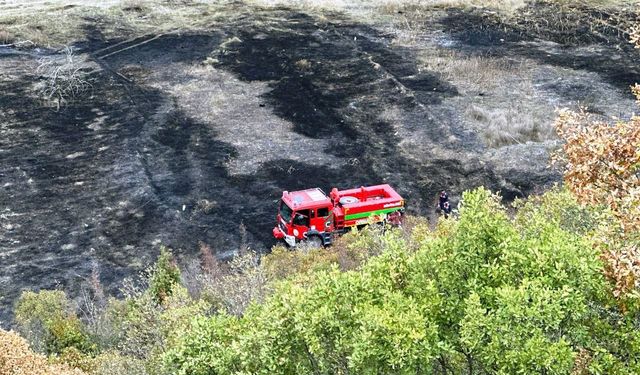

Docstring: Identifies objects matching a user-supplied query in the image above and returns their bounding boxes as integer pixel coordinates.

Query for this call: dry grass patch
[461,74,556,148]
[418,49,528,92]
[249,0,527,15]
[418,50,556,147]
[466,100,555,147]
[121,0,149,12]
[378,0,527,15]
[0,7,100,47]
[380,0,527,45]
[0,1,229,48]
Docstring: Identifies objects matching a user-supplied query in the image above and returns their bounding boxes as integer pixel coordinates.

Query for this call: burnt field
[0,0,638,321]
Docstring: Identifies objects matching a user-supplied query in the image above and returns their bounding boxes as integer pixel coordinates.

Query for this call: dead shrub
[199,248,267,316]
[77,264,114,349]
[180,242,227,299]
[0,29,14,44]
[36,46,92,111]
[295,58,312,70]
[195,199,216,214]
[182,237,268,316]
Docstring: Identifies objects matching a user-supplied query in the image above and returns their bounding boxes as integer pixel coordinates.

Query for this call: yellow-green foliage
[262,245,339,280]
[262,227,397,282]
[159,286,212,348]
[55,347,96,374]
[90,351,147,375]
[148,247,181,304]
[15,290,70,324]
[15,290,94,355]
[11,188,640,374]
[164,188,640,374]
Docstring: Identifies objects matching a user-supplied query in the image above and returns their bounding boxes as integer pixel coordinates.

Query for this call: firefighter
[438,190,449,211]
[442,201,452,218]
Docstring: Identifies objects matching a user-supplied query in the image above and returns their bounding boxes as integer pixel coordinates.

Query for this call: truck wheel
[307,235,324,249]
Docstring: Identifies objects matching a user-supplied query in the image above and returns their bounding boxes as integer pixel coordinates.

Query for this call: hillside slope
[0,0,638,320]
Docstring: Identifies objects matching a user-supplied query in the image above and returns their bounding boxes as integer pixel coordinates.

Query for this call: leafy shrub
[46,316,96,355]
[90,351,148,375]
[15,290,94,355]
[0,329,86,375]
[56,346,96,373]
[148,247,181,304]
[163,187,640,374]
[553,66,640,302]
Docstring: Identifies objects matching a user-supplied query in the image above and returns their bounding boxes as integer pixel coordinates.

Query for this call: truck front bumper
[273,226,296,247]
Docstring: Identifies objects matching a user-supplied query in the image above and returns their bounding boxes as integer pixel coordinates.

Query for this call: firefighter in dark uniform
[442,201,452,218]
[438,190,449,211]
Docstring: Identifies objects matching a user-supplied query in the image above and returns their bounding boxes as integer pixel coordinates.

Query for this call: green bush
[148,247,181,304]
[13,188,640,373]
[163,188,640,374]
[47,316,95,355]
[15,290,94,355]
[90,350,148,375]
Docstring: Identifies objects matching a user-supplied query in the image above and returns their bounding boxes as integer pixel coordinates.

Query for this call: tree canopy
[163,188,640,374]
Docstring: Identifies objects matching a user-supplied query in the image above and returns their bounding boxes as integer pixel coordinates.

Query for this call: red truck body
[272,184,404,247]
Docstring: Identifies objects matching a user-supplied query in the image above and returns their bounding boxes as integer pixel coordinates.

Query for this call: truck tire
[307,235,324,248]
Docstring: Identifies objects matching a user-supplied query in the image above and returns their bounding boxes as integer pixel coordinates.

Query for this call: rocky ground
[0,0,638,321]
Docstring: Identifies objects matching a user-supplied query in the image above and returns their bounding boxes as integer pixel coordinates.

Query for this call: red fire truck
[272,184,405,247]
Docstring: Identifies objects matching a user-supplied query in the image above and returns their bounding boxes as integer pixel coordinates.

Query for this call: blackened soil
[1,2,636,321]
[441,3,640,90]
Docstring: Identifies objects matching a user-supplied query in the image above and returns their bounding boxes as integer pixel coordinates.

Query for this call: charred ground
[0,0,638,320]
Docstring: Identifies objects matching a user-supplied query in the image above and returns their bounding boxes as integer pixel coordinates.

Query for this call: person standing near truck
[438,190,449,211]
[442,201,452,218]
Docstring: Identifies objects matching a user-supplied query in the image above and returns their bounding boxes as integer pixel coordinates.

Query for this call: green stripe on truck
[344,207,402,221]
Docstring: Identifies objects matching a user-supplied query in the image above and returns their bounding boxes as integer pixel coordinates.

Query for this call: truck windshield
[279,200,293,223]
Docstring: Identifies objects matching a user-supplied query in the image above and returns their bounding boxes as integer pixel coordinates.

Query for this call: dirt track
[1,2,638,321]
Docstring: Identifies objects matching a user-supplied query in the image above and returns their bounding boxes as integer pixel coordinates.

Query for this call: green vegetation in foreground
[5,187,640,374]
